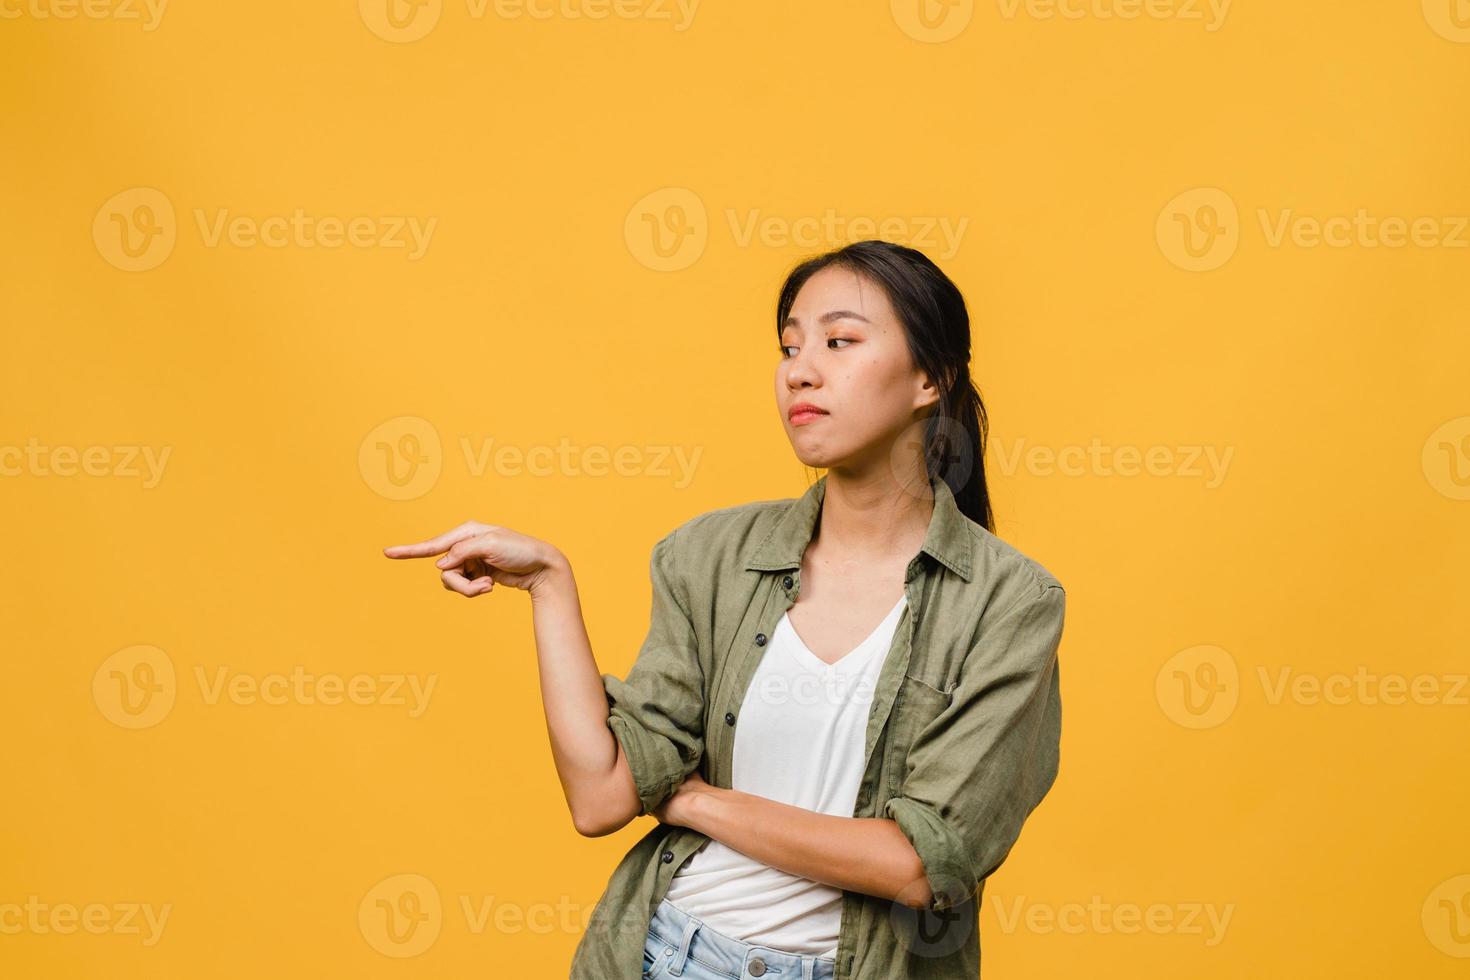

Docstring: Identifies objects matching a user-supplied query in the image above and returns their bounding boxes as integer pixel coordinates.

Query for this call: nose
[782,346,820,391]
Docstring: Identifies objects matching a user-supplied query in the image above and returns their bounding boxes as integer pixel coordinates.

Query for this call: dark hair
[774,239,995,533]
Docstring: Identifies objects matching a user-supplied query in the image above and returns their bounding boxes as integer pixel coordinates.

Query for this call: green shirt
[571,473,1066,979]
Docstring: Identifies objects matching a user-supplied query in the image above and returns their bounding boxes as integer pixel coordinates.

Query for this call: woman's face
[775,264,938,475]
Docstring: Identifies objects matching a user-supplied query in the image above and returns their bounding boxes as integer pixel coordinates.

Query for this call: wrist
[685,784,726,834]
[529,549,574,602]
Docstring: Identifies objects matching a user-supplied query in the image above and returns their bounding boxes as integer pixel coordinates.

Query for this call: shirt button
[755,633,767,646]
[782,575,793,589]
[748,956,767,976]
[661,850,674,863]
[725,711,736,726]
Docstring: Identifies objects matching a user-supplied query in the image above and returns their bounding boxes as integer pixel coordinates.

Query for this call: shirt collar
[744,473,975,582]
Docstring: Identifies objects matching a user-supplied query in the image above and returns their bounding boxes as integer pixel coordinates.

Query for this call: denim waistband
[647,897,837,980]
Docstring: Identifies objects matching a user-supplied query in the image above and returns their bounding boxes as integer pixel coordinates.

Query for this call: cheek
[847,359,913,404]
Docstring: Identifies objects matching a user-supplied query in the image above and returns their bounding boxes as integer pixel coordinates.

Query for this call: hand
[383,521,565,598]
[651,769,715,829]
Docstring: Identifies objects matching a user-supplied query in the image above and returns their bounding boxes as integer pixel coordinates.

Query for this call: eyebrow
[781,309,872,330]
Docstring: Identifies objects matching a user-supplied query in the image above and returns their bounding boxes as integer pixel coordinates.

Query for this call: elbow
[570,805,616,838]
[572,814,613,838]
[898,876,935,911]
[884,796,979,912]
[570,797,638,838]
[893,843,939,910]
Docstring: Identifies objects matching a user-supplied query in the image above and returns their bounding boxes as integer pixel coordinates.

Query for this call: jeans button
[748,956,767,976]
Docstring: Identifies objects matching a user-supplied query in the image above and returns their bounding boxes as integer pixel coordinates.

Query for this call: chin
[788,442,843,470]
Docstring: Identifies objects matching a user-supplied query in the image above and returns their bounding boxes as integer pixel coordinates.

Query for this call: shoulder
[641,494,794,607]
[655,493,793,561]
[960,520,1066,630]
[970,523,1063,593]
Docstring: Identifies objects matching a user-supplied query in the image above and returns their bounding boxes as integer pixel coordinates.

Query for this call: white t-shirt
[662,593,909,957]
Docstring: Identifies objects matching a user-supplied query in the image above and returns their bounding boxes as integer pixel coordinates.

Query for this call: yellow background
[3,0,1468,976]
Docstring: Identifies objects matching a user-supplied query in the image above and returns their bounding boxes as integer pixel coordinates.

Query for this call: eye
[779,345,796,358]
[829,338,853,349]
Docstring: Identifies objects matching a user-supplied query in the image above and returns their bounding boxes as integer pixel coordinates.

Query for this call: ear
[914,373,941,412]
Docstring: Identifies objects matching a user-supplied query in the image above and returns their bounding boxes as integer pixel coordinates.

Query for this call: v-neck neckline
[780,594,908,675]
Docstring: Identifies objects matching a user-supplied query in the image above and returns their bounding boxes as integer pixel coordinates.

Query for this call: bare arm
[659,776,931,909]
[384,521,643,837]
[527,557,644,836]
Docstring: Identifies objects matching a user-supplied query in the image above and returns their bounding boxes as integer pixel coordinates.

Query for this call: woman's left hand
[651,770,715,828]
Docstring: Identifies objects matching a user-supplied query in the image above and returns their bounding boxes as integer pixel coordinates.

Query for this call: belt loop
[802,955,815,980]
[667,914,698,975]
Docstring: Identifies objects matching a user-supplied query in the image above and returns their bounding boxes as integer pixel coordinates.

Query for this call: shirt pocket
[885,672,953,788]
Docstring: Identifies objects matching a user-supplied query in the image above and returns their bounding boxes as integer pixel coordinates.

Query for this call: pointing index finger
[383,522,480,559]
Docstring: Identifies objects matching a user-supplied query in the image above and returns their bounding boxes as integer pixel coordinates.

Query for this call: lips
[788,403,828,423]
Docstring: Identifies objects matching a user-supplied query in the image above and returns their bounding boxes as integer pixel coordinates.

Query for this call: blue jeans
[642,897,837,980]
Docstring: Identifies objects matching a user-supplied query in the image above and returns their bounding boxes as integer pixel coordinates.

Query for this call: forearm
[528,555,640,836]
[685,787,933,909]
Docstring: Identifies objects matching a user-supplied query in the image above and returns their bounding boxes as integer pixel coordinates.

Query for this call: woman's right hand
[383,521,566,597]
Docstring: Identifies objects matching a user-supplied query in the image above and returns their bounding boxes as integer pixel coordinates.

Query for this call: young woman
[384,240,1067,980]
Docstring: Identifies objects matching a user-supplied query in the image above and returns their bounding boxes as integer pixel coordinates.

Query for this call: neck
[814,469,934,562]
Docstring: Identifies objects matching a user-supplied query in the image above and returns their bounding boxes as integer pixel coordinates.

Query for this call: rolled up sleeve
[884,583,1065,911]
[601,527,706,817]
